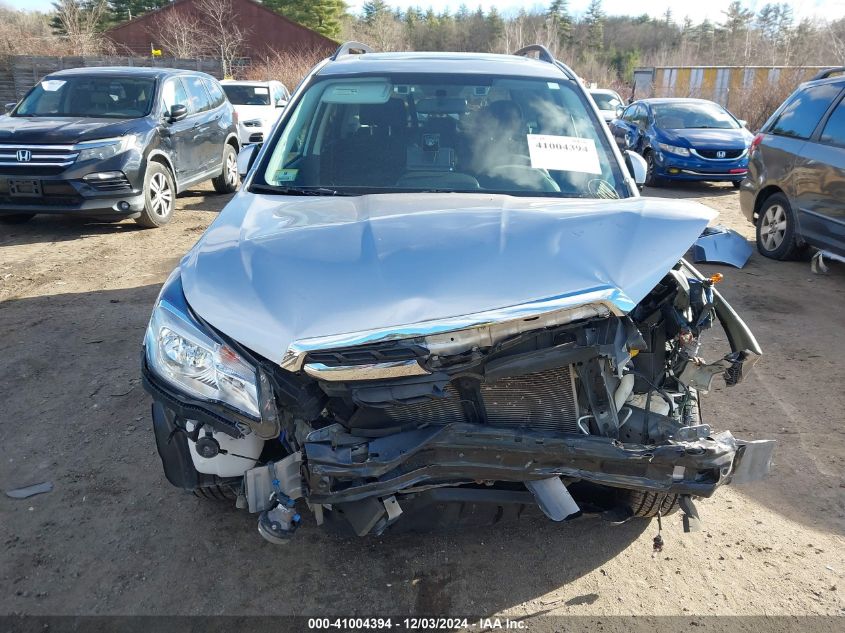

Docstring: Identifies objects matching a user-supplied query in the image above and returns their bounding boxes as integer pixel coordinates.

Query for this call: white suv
[221,80,289,145]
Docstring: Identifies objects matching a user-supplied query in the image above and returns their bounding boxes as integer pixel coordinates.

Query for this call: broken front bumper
[295,423,774,506]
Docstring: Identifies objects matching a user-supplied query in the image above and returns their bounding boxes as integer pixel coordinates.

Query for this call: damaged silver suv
[141,44,774,543]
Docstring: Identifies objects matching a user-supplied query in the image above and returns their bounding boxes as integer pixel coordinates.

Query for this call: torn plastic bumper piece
[300,423,774,506]
[692,225,753,269]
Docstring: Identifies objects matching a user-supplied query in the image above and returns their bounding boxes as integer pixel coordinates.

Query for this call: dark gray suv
[740,68,845,259]
[0,67,240,228]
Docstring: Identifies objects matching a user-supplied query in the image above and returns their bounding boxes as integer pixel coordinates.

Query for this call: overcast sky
[6,0,845,23]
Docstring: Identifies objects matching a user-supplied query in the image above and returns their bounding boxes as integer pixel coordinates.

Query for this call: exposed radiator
[378,366,580,434]
[381,384,466,426]
[481,365,580,434]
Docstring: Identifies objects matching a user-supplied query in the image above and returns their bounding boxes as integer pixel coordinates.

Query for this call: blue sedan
[610,98,754,187]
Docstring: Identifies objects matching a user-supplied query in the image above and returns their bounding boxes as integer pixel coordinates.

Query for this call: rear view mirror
[169,104,188,122]
[624,150,648,187]
[738,119,748,128]
[237,143,261,178]
[5,102,16,114]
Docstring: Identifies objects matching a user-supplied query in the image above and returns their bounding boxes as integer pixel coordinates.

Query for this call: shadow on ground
[645,181,738,199]
[1,253,843,615]
[0,283,649,615]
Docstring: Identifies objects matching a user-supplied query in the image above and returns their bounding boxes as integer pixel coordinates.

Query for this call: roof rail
[332,41,374,60]
[513,45,555,64]
[512,45,577,80]
[811,67,845,81]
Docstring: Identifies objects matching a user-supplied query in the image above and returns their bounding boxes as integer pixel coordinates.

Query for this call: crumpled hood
[180,193,716,364]
[0,116,137,144]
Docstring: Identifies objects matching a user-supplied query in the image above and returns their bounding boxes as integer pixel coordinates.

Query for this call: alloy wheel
[760,204,787,252]
[149,172,172,218]
[225,151,238,186]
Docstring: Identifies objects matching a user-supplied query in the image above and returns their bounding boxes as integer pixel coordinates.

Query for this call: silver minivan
[740,67,845,260]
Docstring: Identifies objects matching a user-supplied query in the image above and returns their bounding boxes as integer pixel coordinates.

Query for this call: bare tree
[0,5,66,56]
[149,9,207,59]
[52,0,110,56]
[196,0,248,77]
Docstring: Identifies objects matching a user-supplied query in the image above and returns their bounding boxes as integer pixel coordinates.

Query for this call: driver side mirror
[4,102,16,114]
[615,104,624,118]
[276,99,287,109]
[169,104,188,122]
[738,119,748,128]
[624,150,648,188]
[237,143,262,178]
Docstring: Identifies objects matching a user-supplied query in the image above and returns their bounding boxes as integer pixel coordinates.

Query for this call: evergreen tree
[264,0,345,39]
[721,1,753,36]
[361,0,389,26]
[584,0,605,51]
[546,0,572,48]
[107,0,169,25]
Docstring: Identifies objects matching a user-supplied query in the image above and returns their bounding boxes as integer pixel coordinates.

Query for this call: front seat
[330,99,409,186]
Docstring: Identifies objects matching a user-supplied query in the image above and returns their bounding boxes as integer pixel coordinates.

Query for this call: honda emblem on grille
[716,150,726,158]
[16,149,31,162]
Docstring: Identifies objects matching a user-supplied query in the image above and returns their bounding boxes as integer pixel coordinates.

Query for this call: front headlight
[76,135,138,162]
[144,274,260,418]
[657,142,690,157]
[242,118,263,128]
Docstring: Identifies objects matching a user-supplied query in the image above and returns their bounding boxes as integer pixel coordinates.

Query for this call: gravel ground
[1,182,843,627]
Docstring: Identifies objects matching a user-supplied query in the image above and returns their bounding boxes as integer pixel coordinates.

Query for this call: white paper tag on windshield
[527,134,602,174]
[41,80,66,92]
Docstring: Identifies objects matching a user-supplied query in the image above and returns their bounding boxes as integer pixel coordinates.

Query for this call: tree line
[4,0,845,86]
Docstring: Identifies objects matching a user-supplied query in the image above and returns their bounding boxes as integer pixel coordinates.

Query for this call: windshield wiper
[250,184,349,196]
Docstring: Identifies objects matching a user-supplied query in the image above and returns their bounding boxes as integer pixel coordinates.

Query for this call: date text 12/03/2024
[307,618,527,630]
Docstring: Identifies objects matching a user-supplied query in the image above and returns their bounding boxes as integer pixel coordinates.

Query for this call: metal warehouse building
[632,65,828,110]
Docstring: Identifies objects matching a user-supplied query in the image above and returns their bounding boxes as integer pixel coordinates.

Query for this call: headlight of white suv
[657,142,690,157]
[242,119,263,128]
[76,135,138,162]
[144,273,260,418]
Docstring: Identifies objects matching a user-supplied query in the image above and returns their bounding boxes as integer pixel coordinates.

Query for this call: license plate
[8,179,42,197]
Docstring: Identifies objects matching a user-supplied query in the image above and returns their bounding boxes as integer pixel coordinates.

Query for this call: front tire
[618,489,680,517]
[212,144,239,194]
[135,162,175,228]
[0,213,35,224]
[756,192,800,260]
[644,150,664,187]
[193,483,238,502]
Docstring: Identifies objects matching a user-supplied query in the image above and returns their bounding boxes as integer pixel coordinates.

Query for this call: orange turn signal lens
[709,273,724,284]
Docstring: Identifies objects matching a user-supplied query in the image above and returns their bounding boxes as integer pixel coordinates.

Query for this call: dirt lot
[1,183,844,627]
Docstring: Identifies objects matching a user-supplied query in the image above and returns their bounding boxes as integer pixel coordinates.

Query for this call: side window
[161,78,189,113]
[204,79,225,108]
[635,105,648,126]
[622,104,637,122]
[184,75,212,113]
[770,84,842,139]
[820,98,845,147]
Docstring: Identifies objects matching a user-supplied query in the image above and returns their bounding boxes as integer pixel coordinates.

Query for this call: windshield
[223,84,271,106]
[652,102,739,130]
[256,74,628,199]
[14,76,155,119]
[591,92,622,110]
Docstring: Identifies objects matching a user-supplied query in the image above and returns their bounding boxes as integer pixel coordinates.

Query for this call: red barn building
[106,0,336,62]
